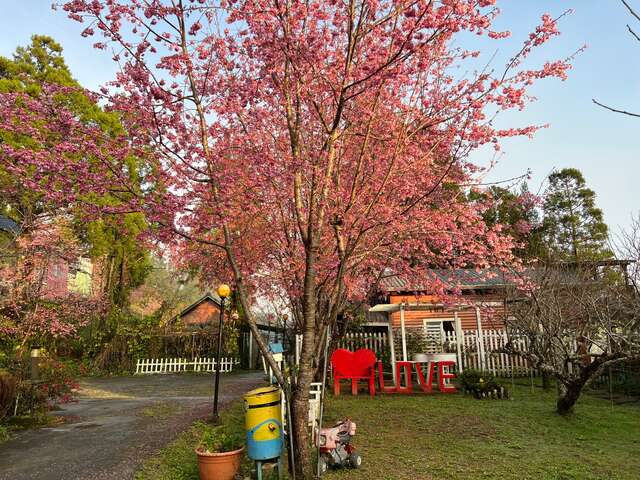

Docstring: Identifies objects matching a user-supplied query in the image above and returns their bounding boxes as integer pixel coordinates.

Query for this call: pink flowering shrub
[0,220,108,345]
[37,358,80,407]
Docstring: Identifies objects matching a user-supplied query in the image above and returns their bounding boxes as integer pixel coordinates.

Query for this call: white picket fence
[135,357,240,375]
[338,332,388,355]
[398,327,536,377]
[456,330,534,377]
[301,327,539,377]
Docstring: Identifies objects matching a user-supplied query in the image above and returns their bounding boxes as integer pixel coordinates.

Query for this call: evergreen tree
[542,168,611,262]
[473,184,546,261]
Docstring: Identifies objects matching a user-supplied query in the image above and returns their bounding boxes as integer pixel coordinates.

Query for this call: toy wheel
[318,456,328,475]
[349,453,362,469]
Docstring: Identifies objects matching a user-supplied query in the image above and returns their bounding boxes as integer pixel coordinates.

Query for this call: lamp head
[217,284,231,299]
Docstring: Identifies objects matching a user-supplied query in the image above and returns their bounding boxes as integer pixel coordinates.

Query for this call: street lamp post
[212,283,231,423]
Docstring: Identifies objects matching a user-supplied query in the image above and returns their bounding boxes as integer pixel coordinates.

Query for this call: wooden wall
[180,299,220,327]
[387,293,506,331]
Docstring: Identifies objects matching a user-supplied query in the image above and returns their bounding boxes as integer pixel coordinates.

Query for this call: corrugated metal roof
[379,261,633,294]
[380,268,514,292]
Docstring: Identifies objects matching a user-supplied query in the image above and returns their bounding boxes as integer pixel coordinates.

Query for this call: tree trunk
[556,381,583,415]
[290,243,320,478]
[291,369,314,478]
[542,372,553,391]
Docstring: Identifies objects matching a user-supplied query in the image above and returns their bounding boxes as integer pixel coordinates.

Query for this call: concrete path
[0,371,263,480]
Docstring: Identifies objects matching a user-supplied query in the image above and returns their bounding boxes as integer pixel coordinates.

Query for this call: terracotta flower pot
[196,445,244,480]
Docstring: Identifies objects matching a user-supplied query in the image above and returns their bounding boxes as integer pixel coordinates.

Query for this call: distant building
[171,293,222,329]
[1,214,94,298]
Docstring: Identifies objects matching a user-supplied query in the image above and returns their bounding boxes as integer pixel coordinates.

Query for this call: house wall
[43,259,69,298]
[181,300,220,327]
[388,294,506,331]
[68,258,93,295]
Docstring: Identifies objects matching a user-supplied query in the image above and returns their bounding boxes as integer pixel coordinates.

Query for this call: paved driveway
[0,371,263,480]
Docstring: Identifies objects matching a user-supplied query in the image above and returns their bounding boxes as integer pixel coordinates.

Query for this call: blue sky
[1,1,638,233]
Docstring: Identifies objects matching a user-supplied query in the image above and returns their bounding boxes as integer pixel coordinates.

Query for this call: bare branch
[592,98,640,117]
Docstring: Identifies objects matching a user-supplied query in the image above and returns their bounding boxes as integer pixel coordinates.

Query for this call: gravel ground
[0,371,263,480]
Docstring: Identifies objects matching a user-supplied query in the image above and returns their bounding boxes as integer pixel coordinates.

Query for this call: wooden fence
[135,357,240,374]
[299,327,540,377]
[455,329,534,377]
[397,327,537,377]
[338,332,388,356]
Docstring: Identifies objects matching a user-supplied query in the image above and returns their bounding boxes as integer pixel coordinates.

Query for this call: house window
[51,263,62,277]
[422,319,455,354]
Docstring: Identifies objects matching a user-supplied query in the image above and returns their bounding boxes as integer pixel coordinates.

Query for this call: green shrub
[9,357,79,418]
[13,380,48,417]
[196,424,243,453]
[457,369,508,399]
[38,357,79,406]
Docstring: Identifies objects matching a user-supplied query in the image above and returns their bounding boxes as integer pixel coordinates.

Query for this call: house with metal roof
[370,267,512,333]
[363,261,635,381]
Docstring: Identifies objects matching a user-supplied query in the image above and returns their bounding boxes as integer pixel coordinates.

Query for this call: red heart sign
[331,348,377,377]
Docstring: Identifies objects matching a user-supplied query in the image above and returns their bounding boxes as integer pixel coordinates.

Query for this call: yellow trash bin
[244,386,283,461]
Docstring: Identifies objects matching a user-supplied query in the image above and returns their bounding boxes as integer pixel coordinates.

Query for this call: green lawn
[136,401,250,480]
[323,383,640,480]
[135,383,640,480]
[135,401,282,480]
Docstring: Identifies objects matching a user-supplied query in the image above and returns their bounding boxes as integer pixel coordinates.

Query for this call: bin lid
[244,386,281,406]
[245,385,280,397]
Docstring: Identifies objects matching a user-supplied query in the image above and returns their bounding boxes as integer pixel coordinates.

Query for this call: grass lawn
[134,381,640,480]
[323,382,640,480]
[135,401,280,480]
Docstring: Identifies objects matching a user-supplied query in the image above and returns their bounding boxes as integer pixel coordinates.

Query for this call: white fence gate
[135,357,240,374]
[294,332,389,365]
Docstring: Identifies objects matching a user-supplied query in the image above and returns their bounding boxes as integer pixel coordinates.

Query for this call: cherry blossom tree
[35,0,577,474]
[0,219,106,346]
[0,80,129,347]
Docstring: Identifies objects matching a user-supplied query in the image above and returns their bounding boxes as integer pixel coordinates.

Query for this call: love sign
[330,349,457,396]
[378,361,457,394]
[331,348,377,378]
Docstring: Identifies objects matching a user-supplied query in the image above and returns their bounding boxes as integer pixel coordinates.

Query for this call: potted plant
[195,428,245,480]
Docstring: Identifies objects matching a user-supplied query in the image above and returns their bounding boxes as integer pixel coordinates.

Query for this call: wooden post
[388,320,397,384]
[400,303,408,362]
[530,365,534,393]
[454,312,463,373]
[475,307,486,371]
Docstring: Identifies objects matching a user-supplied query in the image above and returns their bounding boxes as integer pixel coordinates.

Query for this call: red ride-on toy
[317,418,362,474]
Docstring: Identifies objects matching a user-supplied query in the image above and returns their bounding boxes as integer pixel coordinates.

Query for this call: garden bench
[331,348,377,397]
